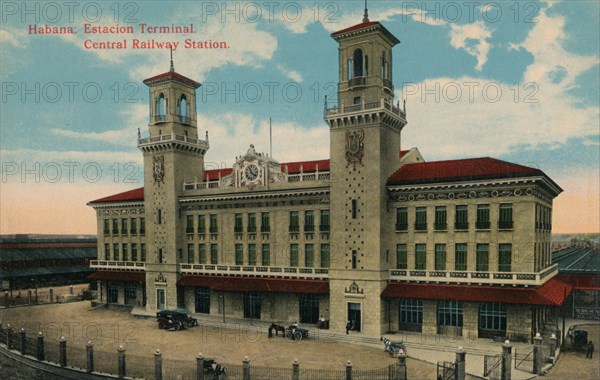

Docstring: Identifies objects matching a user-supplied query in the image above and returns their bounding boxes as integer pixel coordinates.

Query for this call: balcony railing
[498,221,514,230]
[138,133,208,149]
[184,171,330,190]
[476,221,491,230]
[389,264,558,286]
[326,98,406,119]
[90,260,146,271]
[319,225,330,233]
[179,263,328,279]
[348,77,366,88]
[454,222,469,230]
[289,225,300,233]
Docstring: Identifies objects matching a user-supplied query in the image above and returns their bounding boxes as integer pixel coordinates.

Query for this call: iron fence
[163,357,197,380]
[483,354,502,380]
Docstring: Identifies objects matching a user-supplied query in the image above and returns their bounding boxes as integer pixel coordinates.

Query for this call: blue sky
[1,0,598,233]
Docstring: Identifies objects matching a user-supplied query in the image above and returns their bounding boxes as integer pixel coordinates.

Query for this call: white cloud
[276,64,303,82]
[449,21,492,71]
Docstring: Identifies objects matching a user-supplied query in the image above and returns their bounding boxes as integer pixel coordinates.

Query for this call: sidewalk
[131,306,544,379]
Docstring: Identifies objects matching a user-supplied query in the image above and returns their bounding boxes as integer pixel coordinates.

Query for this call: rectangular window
[157,209,162,225]
[435,244,446,270]
[261,212,270,233]
[197,215,206,233]
[396,244,407,269]
[195,287,211,314]
[305,244,314,267]
[112,219,119,234]
[415,207,427,231]
[289,211,299,233]
[103,219,110,235]
[396,207,408,231]
[140,217,145,235]
[498,244,512,272]
[113,243,119,261]
[352,250,357,269]
[499,204,513,229]
[454,244,467,271]
[320,210,330,233]
[320,244,330,268]
[131,243,138,261]
[476,244,489,271]
[304,210,315,232]
[234,213,243,233]
[130,218,137,235]
[351,199,357,219]
[187,244,195,263]
[415,244,426,270]
[209,214,218,234]
[437,300,463,327]
[455,205,468,230]
[434,206,447,230]
[141,243,146,262]
[400,299,423,325]
[121,218,128,234]
[476,204,490,229]
[248,244,257,265]
[261,244,270,266]
[199,244,206,264]
[210,244,218,264]
[104,243,110,260]
[290,244,299,267]
[122,243,129,261]
[235,244,244,265]
[186,215,194,233]
[247,213,256,233]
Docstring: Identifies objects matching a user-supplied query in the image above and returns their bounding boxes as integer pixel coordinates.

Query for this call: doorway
[347,302,361,332]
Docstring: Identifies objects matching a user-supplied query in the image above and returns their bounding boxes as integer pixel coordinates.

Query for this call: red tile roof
[387,157,545,186]
[203,168,233,180]
[143,71,201,88]
[178,275,329,294]
[281,159,330,174]
[88,187,144,204]
[87,270,146,283]
[558,273,600,291]
[381,277,573,306]
[399,150,410,158]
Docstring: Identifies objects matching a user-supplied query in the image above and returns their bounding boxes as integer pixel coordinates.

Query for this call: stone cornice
[180,187,330,205]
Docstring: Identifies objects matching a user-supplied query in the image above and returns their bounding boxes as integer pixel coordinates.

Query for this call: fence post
[397,352,407,380]
[50,289,54,304]
[346,360,352,380]
[549,334,557,362]
[243,356,251,380]
[59,336,67,367]
[292,359,300,380]
[455,346,466,380]
[501,340,512,380]
[118,345,126,379]
[20,328,26,354]
[28,290,32,305]
[86,341,94,373]
[155,349,163,380]
[6,324,13,349]
[37,332,45,361]
[4,291,8,307]
[533,333,543,374]
[197,353,205,380]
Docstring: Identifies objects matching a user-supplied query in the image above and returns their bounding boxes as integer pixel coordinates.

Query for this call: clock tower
[325,6,407,335]
[138,58,209,312]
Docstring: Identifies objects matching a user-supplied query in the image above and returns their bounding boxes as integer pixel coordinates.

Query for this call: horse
[380,336,407,357]
[269,323,286,337]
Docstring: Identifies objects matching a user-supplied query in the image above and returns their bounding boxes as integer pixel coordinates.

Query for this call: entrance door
[107,282,119,303]
[299,294,319,324]
[156,289,165,310]
[347,302,361,332]
[244,292,261,319]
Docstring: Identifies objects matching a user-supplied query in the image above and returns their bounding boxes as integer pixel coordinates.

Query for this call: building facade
[89,11,570,339]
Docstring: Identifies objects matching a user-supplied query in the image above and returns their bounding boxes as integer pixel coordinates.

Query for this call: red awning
[178,275,328,294]
[558,273,600,291]
[381,277,573,306]
[87,271,146,283]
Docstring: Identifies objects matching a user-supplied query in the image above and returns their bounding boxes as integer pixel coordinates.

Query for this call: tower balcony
[325,98,406,119]
[138,133,209,154]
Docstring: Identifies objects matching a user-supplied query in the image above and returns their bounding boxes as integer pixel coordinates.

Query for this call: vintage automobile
[156,309,198,330]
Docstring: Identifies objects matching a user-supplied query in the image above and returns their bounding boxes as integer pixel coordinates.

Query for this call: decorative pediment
[345,281,363,294]
[219,144,287,190]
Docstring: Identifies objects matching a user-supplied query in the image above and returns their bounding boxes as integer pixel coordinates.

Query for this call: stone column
[70,285,74,295]
[20,328,26,354]
[37,332,45,361]
[533,333,543,374]
[292,359,300,380]
[4,291,8,308]
[86,341,94,373]
[397,352,407,380]
[501,340,512,380]
[549,334,557,362]
[155,349,163,380]
[455,346,466,380]
[118,345,126,379]
[345,360,352,380]
[243,356,251,380]
[59,336,67,367]
[6,325,13,350]
[196,353,205,380]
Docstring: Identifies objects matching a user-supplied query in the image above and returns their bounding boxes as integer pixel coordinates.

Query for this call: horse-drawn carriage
[380,336,407,357]
[269,323,309,340]
[202,357,227,378]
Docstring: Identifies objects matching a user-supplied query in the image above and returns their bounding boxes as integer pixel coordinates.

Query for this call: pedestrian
[586,341,594,359]
[346,320,351,334]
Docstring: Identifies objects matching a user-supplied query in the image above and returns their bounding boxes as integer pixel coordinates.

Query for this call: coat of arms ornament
[153,156,165,183]
[345,130,365,169]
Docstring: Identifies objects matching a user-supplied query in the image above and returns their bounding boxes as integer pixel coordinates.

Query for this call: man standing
[586,341,594,359]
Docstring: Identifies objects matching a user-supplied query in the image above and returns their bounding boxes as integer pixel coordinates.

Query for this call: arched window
[178,94,188,117]
[155,93,166,116]
[353,49,364,78]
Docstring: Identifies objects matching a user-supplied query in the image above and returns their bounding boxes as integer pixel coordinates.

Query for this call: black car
[156,309,198,330]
